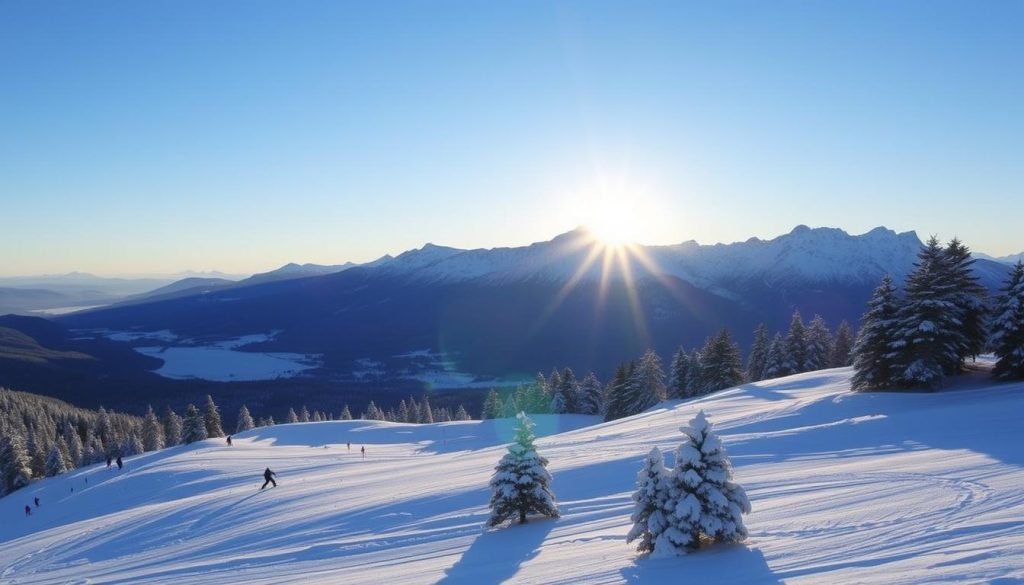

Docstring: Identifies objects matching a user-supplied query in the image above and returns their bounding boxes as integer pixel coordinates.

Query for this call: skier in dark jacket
[106,456,112,468]
[116,456,123,470]
[34,497,39,508]
[261,467,277,489]
[226,435,233,446]
[24,505,31,517]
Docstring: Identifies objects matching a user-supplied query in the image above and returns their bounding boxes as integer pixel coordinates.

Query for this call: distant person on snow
[34,497,39,508]
[106,456,112,468]
[24,505,31,517]
[361,445,365,459]
[261,467,277,490]
[227,435,233,446]
[116,456,123,470]
[347,442,350,451]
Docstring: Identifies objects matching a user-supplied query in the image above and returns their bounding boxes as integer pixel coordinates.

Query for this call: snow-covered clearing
[134,346,320,382]
[3,368,1023,584]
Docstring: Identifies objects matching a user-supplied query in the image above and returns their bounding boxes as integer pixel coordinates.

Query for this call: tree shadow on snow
[620,544,780,585]
[437,517,556,585]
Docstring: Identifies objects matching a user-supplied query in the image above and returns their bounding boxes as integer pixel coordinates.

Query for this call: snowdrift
[3,368,1023,584]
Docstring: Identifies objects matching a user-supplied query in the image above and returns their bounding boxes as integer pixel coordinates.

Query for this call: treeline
[479,313,854,424]
[852,237,1024,390]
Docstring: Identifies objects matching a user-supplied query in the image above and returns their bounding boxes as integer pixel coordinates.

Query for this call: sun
[587,198,641,247]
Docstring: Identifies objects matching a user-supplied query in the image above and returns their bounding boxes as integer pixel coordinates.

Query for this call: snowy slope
[3,369,1024,584]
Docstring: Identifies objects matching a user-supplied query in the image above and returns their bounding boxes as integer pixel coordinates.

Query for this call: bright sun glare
[587,199,640,247]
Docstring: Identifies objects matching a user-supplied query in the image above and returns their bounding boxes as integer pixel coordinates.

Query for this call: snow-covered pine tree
[784,310,809,374]
[142,405,165,452]
[685,350,703,396]
[657,411,750,555]
[45,444,67,477]
[628,349,667,414]
[162,406,183,447]
[891,237,962,389]
[203,395,225,438]
[455,404,471,421]
[182,404,208,444]
[481,390,502,420]
[548,368,563,401]
[626,447,670,553]
[806,315,834,372]
[577,372,603,415]
[852,275,900,391]
[286,408,299,424]
[397,400,410,423]
[698,329,744,393]
[745,324,770,382]
[340,405,352,420]
[991,261,1024,380]
[63,423,84,467]
[236,405,255,433]
[945,238,988,369]
[831,320,854,367]
[0,425,32,495]
[559,368,581,413]
[300,405,311,423]
[667,347,691,399]
[761,333,786,380]
[487,412,559,526]
[603,362,632,422]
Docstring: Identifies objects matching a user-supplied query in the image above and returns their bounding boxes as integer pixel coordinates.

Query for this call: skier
[34,497,39,508]
[106,456,112,468]
[24,505,31,517]
[346,442,351,451]
[116,456,123,470]
[226,435,233,446]
[361,445,365,459]
[260,467,277,490]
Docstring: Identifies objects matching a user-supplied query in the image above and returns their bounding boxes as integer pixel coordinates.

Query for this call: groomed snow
[3,368,1023,584]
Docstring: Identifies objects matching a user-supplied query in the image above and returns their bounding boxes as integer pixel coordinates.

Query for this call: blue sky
[1,1,1021,276]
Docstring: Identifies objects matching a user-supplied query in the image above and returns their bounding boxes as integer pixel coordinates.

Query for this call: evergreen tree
[203,395,225,438]
[236,405,255,433]
[502,394,519,418]
[945,238,988,368]
[300,405,311,423]
[603,362,632,422]
[162,407,183,447]
[0,425,32,495]
[182,403,208,444]
[761,333,787,380]
[420,396,434,424]
[286,408,299,424]
[991,261,1024,380]
[831,320,855,367]
[806,315,834,371]
[45,444,68,477]
[852,275,901,391]
[487,412,559,526]
[667,347,691,399]
[784,310,809,373]
[657,411,750,555]
[548,369,563,401]
[891,237,962,389]
[698,329,744,393]
[551,368,579,414]
[577,372,603,415]
[482,390,502,420]
[63,423,84,467]
[745,324,770,382]
[685,350,703,396]
[626,447,670,553]
[397,400,410,423]
[142,405,165,452]
[628,350,667,413]
[454,404,471,421]
[340,405,352,420]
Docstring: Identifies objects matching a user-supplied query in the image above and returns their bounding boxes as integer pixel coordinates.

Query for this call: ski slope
[3,368,1023,584]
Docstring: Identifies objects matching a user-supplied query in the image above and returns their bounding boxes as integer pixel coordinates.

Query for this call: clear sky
[1,1,1022,276]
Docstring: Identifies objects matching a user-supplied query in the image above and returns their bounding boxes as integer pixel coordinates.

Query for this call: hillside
[3,367,1022,584]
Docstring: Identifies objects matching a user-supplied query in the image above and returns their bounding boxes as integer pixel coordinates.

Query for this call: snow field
[2,368,1023,584]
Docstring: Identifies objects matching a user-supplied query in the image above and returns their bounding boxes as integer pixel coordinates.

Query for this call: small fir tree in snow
[397,400,410,423]
[852,275,901,391]
[482,390,502,420]
[300,405,311,423]
[454,404,471,421]
[182,404,208,444]
[577,372,603,415]
[45,444,67,477]
[628,350,667,414]
[286,408,299,424]
[552,368,580,414]
[626,447,670,553]
[603,363,632,422]
[945,238,988,368]
[805,315,834,371]
[501,394,519,418]
[236,405,255,433]
[685,350,703,396]
[162,407,183,447]
[831,320,855,367]
[142,405,165,452]
[657,411,750,555]
[667,347,691,399]
[890,237,962,389]
[991,261,1024,380]
[420,396,434,424]
[745,324,770,382]
[761,333,787,380]
[203,395,225,438]
[339,405,352,420]
[487,412,559,526]
[0,426,32,496]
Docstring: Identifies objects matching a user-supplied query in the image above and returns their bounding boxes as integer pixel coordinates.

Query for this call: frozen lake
[135,345,320,381]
